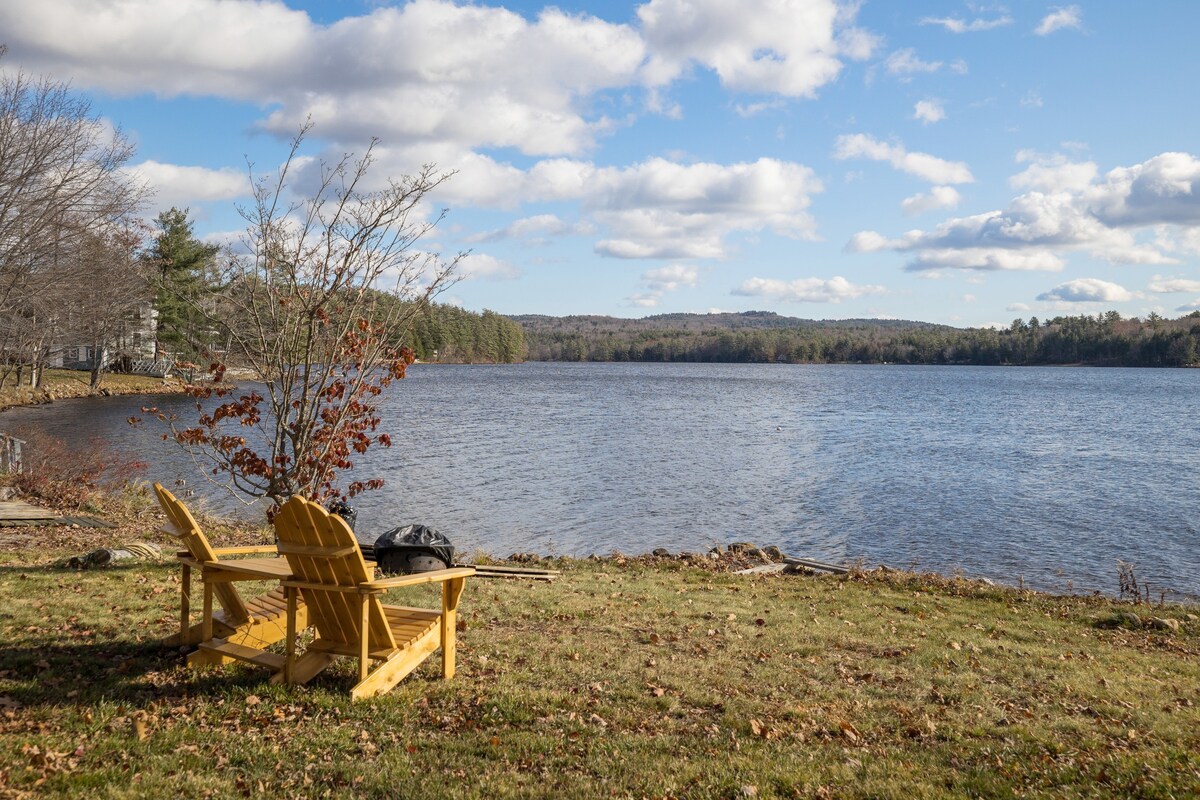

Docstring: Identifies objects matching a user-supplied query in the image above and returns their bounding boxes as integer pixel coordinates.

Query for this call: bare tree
[147,124,460,510]
[0,47,143,384]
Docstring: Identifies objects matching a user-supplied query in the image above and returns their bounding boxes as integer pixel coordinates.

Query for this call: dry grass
[0,369,184,413]
[0,494,1197,798]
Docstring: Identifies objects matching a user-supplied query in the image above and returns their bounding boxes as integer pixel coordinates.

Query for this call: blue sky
[4,1,1200,326]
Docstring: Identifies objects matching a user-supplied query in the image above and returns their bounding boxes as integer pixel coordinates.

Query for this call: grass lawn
[0,495,1197,798]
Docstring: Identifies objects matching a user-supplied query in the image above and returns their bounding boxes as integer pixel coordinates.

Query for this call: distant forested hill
[404,304,525,363]
[509,310,1200,367]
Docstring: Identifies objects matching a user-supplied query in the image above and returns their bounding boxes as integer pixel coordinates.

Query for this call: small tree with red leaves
[143,124,459,512]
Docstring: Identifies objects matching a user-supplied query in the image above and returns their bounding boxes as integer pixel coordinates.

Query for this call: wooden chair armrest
[361,567,476,591]
[210,545,280,556]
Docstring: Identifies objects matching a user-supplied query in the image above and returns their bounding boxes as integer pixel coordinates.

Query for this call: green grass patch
[0,551,1197,798]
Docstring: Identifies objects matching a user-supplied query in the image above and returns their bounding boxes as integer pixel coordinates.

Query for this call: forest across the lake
[510,309,1200,367]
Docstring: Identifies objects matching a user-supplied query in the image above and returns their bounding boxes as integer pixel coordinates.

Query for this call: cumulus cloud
[1009,154,1097,193]
[0,0,644,157]
[921,15,1012,33]
[457,252,520,280]
[629,263,701,307]
[127,160,249,213]
[848,151,1200,273]
[643,264,700,291]
[913,99,945,124]
[638,0,879,97]
[1176,298,1200,312]
[1085,152,1200,228]
[1035,5,1083,36]
[465,214,595,243]
[884,48,942,78]
[834,134,973,184]
[1037,279,1135,303]
[629,292,662,308]
[901,186,962,216]
[572,157,823,259]
[1148,276,1200,293]
[732,275,886,303]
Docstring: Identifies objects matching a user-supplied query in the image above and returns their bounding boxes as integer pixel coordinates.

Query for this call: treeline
[514,310,1200,367]
[407,305,525,363]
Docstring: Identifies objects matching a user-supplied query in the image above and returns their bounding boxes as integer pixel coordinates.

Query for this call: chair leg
[201,579,214,643]
[442,577,466,679]
[284,586,298,686]
[180,563,191,644]
[358,593,370,684]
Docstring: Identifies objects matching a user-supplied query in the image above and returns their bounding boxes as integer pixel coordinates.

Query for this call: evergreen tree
[144,207,219,359]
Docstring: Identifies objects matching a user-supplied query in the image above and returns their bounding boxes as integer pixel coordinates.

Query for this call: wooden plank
[454,563,560,575]
[197,640,286,670]
[782,556,851,575]
[471,569,555,581]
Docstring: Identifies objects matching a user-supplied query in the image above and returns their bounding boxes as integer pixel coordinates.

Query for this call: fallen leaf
[245,695,261,707]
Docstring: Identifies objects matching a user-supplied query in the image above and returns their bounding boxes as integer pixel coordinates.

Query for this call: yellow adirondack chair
[272,496,473,700]
[153,483,307,666]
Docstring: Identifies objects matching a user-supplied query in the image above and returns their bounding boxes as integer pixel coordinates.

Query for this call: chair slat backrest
[152,482,250,624]
[274,496,396,651]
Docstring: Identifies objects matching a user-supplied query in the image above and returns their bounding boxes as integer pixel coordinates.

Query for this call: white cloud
[1085,152,1200,228]
[1009,155,1097,193]
[732,275,886,303]
[906,247,1066,273]
[1177,298,1200,312]
[1037,279,1135,303]
[884,48,942,79]
[465,214,594,243]
[127,160,249,213]
[457,252,520,280]
[1148,276,1200,293]
[1035,5,1083,36]
[574,157,823,259]
[913,99,945,124]
[0,0,645,158]
[630,263,701,307]
[848,152,1200,273]
[643,264,700,291]
[834,134,974,184]
[1007,303,1032,313]
[921,15,1012,33]
[1021,91,1044,108]
[901,186,962,216]
[735,100,785,118]
[629,292,662,308]
[638,0,879,97]
[963,293,977,303]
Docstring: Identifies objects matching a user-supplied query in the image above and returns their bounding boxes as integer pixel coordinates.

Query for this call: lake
[3,362,1198,599]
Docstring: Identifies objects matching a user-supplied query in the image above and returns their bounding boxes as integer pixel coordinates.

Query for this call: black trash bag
[373,524,455,574]
[326,500,357,531]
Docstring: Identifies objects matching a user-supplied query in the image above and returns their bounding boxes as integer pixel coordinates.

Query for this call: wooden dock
[0,500,116,529]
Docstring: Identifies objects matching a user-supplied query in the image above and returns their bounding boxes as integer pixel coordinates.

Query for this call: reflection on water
[3,362,1198,599]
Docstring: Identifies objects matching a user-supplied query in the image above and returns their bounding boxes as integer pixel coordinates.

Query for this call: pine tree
[144,207,219,359]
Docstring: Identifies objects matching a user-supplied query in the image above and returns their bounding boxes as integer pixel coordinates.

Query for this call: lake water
[3,363,1198,599]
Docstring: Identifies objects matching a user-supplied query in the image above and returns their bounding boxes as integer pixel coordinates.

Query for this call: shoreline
[0,370,189,414]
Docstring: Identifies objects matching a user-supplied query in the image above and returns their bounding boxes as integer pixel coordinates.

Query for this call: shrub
[10,432,144,509]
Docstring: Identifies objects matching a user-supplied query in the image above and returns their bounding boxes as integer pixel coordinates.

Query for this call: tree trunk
[89,340,105,390]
